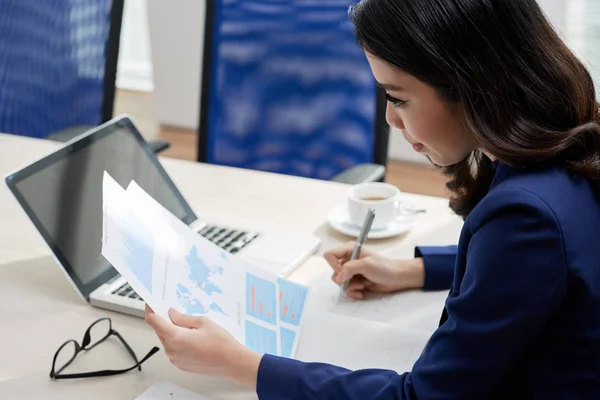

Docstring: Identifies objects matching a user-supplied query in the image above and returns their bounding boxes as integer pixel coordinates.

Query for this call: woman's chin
[426,153,457,168]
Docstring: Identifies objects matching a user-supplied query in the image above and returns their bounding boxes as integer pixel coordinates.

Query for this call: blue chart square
[278,278,308,327]
[246,273,277,325]
[280,327,296,358]
[245,321,278,355]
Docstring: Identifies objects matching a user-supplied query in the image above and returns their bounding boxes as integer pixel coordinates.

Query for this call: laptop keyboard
[197,224,259,254]
[112,282,143,300]
[111,224,259,301]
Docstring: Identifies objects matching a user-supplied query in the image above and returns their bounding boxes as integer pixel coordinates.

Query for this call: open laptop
[4,115,321,318]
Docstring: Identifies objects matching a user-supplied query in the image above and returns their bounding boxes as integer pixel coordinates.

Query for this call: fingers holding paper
[145,304,168,344]
[144,305,250,378]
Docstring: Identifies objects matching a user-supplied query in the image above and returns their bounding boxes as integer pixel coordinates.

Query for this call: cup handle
[394,198,426,217]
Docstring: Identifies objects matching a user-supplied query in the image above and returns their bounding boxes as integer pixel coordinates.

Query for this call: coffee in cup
[347,182,415,230]
[360,196,389,201]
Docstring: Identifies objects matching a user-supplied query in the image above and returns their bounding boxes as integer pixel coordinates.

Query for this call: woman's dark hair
[350,0,600,219]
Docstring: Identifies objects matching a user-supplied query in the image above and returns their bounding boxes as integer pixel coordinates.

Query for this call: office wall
[117,0,154,92]
[146,0,204,129]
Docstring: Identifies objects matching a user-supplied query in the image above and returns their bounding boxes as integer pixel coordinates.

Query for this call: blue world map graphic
[176,246,227,316]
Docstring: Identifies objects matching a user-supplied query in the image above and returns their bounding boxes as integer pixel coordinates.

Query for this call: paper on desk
[307,267,448,333]
[101,172,284,356]
[136,381,213,399]
[296,310,432,372]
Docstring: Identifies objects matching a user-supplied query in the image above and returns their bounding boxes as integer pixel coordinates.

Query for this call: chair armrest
[46,126,170,154]
[330,163,386,184]
[46,125,92,142]
[146,140,170,154]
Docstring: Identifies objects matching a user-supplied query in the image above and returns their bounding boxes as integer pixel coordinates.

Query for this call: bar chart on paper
[245,320,279,355]
[279,278,308,326]
[276,278,309,359]
[280,327,296,358]
[246,273,277,325]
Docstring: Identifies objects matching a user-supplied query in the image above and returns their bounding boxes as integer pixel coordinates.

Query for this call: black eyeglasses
[50,317,159,380]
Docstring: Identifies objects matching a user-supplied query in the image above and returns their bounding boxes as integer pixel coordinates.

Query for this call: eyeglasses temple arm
[50,346,159,380]
[113,330,141,370]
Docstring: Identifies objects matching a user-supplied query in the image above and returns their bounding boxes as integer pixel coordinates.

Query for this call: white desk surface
[0,133,464,398]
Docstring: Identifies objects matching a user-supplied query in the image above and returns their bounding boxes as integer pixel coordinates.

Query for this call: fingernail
[168,308,179,314]
[336,273,345,283]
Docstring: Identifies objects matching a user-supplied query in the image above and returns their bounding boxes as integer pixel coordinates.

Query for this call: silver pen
[338,208,375,302]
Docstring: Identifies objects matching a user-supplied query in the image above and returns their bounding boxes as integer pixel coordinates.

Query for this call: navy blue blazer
[256,161,600,399]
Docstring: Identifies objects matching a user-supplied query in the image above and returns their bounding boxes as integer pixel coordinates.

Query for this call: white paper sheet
[307,270,448,333]
[296,310,432,372]
[125,179,308,358]
[136,381,213,400]
[102,172,281,355]
[102,172,308,358]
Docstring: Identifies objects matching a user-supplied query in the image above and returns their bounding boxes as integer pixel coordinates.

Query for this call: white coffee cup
[347,182,417,230]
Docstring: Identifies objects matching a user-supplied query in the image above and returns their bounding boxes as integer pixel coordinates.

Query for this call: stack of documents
[101,172,308,359]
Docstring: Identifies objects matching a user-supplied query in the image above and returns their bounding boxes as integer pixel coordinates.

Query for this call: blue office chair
[197,0,389,184]
[0,0,168,154]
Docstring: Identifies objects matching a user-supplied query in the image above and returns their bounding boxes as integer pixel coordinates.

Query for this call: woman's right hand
[324,242,425,300]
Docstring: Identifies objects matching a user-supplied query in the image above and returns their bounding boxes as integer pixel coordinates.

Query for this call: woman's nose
[385,103,405,130]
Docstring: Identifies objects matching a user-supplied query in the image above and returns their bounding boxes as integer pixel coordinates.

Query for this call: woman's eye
[385,93,407,108]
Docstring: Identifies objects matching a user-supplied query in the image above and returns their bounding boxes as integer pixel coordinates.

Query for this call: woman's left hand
[145,305,262,388]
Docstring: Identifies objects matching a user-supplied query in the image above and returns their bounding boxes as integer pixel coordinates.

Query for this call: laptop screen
[5,117,197,299]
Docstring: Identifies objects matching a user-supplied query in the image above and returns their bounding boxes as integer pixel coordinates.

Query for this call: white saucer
[327,203,416,239]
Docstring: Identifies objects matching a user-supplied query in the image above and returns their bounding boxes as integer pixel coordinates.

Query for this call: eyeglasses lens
[55,341,78,372]
[86,318,111,348]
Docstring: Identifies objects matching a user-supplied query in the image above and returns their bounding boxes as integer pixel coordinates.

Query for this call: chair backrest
[198,0,389,180]
[0,0,123,138]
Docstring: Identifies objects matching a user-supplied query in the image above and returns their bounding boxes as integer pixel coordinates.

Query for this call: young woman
[145,0,600,398]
